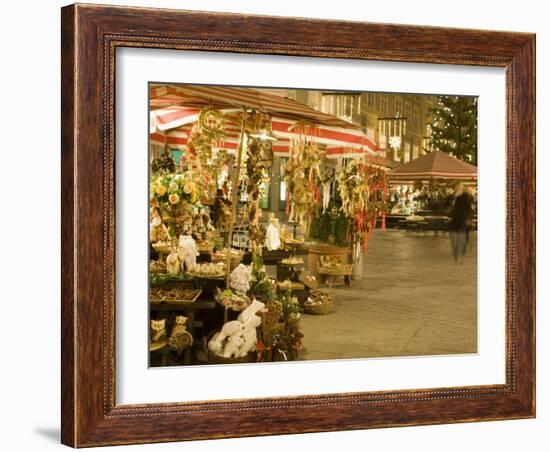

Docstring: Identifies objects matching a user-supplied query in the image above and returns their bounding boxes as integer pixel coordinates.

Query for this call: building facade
[282,89,437,164]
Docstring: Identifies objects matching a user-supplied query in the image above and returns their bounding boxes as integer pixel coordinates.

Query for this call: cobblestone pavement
[299,229,477,361]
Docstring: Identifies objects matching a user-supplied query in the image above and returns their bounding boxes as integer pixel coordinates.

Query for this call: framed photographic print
[61,3,535,447]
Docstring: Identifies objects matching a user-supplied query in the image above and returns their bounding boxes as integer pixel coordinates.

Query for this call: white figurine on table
[265,212,281,251]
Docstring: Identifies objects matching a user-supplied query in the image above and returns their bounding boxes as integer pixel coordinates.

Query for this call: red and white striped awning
[150,128,189,150]
[149,84,380,158]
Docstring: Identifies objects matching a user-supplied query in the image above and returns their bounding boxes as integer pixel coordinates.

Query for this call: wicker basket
[303,291,334,315]
[202,332,255,364]
[303,298,334,315]
[211,253,243,270]
[152,241,173,254]
[318,265,353,276]
[197,242,215,253]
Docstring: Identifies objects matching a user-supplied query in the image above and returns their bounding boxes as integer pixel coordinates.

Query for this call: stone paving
[298,229,477,361]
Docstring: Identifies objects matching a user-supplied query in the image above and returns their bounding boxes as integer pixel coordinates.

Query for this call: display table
[398,218,430,231]
[307,243,349,277]
[150,300,216,365]
[318,266,353,287]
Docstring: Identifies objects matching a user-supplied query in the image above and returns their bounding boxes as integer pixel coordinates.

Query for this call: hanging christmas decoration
[247,110,277,142]
[337,159,388,256]
[198,107,225,140]
[283,124,324,234]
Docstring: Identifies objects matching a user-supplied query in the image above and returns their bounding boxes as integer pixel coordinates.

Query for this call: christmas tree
[248,251,275,303]
[429,96,478,165]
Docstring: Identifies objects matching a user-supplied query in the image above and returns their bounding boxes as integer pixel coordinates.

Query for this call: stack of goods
[318,256,353,275]
[278,256,304,285]
[280,228,304,248]
[298,271,318,290]
[281,256,304,266]
[150,272,193,287]
[187,262,226,279]
[276,281,305,291]
[212,247,244,269]
[150,287,202,304]
[303,290,334,315]
[214,288,252,312]
[152,241,173,254]
[149,260,167,274]
[405,214,425,222]
[196,241,215,253]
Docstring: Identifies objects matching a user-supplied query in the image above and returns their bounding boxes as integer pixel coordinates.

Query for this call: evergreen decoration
[248,251,275,303]
[277,281,302,323]
[309,204,350,247]
[429,96,478,165]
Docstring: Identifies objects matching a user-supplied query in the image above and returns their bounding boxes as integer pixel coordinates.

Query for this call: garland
[245,137,273,251]
[337,160,388,251]
[248,252,276,303]
[309,203,350,247]
[283,127,323,234]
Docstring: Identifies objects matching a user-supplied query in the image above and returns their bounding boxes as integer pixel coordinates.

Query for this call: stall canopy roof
[150,84,360,128]
[149,84,381,159]
[389,151,477,181]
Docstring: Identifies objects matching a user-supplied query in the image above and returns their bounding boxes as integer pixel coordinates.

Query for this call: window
[322,94,357,121]
[412,142,419,160]
[379,93,388,114]
[343,95,353,119]
[379,133,387,149]
[412,105,420,129]
[404,102,412,124]
[366,93,375,108]
[403,140,411,163]
[395,97,403,117]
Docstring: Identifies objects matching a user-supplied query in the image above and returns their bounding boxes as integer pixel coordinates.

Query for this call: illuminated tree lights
[429,96,478,164]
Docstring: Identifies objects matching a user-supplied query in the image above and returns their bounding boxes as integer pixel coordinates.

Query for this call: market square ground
[298,229,477,360]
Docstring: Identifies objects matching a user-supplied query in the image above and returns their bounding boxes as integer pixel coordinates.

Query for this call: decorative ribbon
[256,340,271,362]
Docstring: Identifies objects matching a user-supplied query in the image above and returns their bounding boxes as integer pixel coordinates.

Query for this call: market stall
[148,84,389,366]
[387,151,477,229]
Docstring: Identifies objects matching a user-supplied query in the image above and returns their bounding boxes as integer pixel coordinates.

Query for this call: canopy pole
[225,108,248,288]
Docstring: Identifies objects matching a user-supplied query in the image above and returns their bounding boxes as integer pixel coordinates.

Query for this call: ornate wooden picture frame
[61,3,535,447]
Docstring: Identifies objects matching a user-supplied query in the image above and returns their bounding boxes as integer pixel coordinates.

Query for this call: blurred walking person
[449,183,473,262]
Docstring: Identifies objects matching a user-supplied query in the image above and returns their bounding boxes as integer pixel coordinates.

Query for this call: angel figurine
[177,234,199,271]
[166,247,181,274]
[265,212,281,251]
[230,263,252,294]
[150,204,169,242]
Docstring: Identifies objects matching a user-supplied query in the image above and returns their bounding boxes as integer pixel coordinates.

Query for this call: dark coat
[449,192,473,231]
